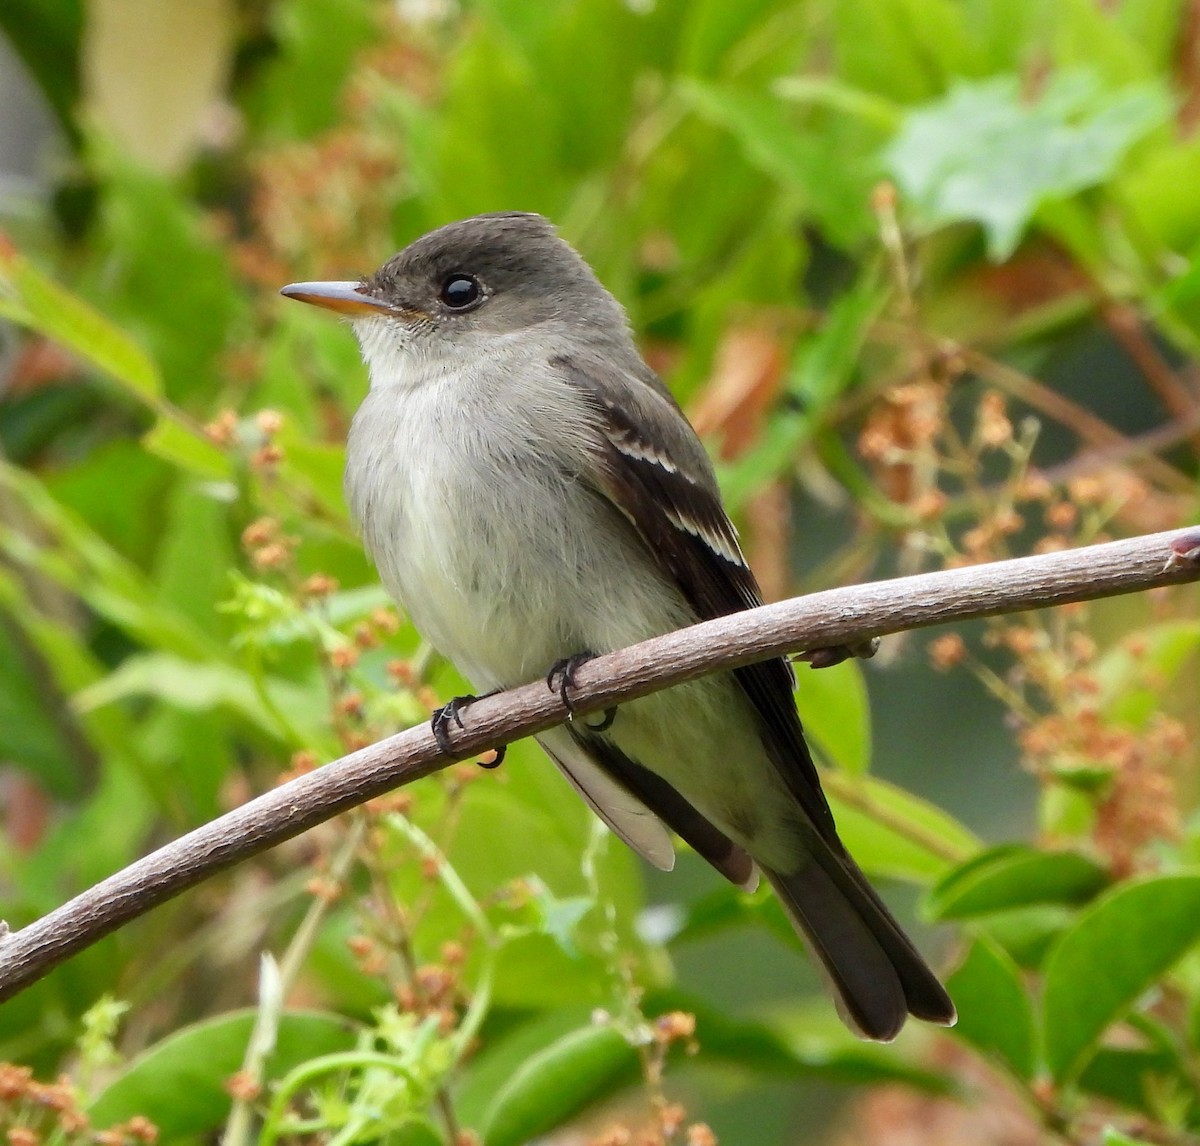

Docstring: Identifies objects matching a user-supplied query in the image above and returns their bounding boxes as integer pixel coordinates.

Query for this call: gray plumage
[281,212,955,1041]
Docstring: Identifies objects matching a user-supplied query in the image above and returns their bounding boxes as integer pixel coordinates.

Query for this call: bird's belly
[361,453,689,690]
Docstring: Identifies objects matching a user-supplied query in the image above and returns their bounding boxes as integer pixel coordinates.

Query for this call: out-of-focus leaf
[1093,621,1200,727]
[647,988,955,1092]
[378,742,653,1009]
[1042,875,1200,1083]
[152,483,236,634]
[1080,1046,1191,1120]
[927,845,1108,921]
[477,1023,637,1146]
[0,238,162,402]
[887,72,1170,259]
[945,935,1035,1079]
[0,462,217,659]
[243,0,378,137]
[89,146,239,403]
[141,416,233,481]
[1119,140,1200,255]
[277,425,349,523]
[832,0,981,102]
[790,279,884,410]
[824,773,980,883]
[43,440,168,565]
[89,1010,358,1139]
[679,80,827,191]
[0,614,86,797]
[973,904,1076,971]
[0,0,83,131]
[794,659,871,774]
[1101,1129,1155,1146]
[74,651,312,743]
[774,75,900,129]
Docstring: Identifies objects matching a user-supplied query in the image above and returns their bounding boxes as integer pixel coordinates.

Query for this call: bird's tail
[763,840,956,1042]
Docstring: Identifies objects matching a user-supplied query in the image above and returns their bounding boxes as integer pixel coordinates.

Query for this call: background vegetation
[2,1,1199,1143]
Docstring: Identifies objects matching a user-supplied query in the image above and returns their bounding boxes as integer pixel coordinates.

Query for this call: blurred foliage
[1,1,1200,1144]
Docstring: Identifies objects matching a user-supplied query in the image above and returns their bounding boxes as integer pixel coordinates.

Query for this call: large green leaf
[928,845,1108,921]
[945,935,1035,1080]
[887,71,1170,259]
[90,1010,358,1140]
[794,659,871,775]
[479,1023,638,1146]
[0,240,162,403]
[824,773,980,883]
[1079,1045,1193,1121]
[1042,875,1200,1083]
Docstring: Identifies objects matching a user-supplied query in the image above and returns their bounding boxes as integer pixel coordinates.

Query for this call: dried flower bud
[300,573,339,598]
[929,633,966,671]
[255,409,284,436]
[205,409,239,447]
[329,645,360,670]
[224,1071,261,1102]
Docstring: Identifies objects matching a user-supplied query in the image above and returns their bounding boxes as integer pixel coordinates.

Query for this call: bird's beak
[279,280,391,316]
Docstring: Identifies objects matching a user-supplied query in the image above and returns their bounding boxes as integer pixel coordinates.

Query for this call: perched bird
[281,212,955,1040]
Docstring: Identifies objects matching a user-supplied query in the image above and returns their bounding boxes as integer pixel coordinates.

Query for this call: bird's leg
[430,692,507,768]
[546,652,617,731]
[796,637,881,670]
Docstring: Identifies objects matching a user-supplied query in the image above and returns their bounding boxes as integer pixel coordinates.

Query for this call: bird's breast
[344,374,689,689]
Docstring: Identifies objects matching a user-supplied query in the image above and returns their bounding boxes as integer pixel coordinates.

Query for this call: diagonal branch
[2,526,1199,1002]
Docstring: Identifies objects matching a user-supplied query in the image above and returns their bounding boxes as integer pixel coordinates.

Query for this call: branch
[2,527,1199,1002]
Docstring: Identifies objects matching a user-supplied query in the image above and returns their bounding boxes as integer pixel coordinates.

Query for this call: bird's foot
[546,652,617,730]
[430,693,507,768]
[478,745,506,769]
[796,637,881,670]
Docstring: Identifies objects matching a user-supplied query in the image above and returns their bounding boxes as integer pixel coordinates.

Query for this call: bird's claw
[431,694,508,768]
[796,637,881,670]
[431,694,475,755]
[546,652,617,730]
[478,744,506,769]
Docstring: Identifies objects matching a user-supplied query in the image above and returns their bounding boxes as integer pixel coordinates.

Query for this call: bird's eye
[439,274,482,309]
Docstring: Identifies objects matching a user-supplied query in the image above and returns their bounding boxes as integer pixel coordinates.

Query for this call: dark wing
[553,354,840,847]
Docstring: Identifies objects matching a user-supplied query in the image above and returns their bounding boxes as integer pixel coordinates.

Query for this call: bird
[280,211,955,1040]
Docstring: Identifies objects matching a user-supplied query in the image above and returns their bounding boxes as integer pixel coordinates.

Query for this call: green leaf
[646,988,955,1093]
[927,845,1108,921]
[945,935,1035,1079]
[824,773,980,883]
[1119,139,1200,255]
[0,613,88,798]
[774,75,901,130]
[1101,1129,1154,1146]
[886,71,1171,259]
[1042,875,1200,1083]
[1094,621,1200,727]
[679,80,829,191]
[0,0,83,132]
[0,462,217,660]
[794,659,871,774]
[74,652,291,739]
[973,904,1077,971]
[1079,1046,1190,1120]
[89,1010,357,1139]
[141,416,233,481]
[479,1024,638,1146]
[789,280,885,410]
[528,879,594,957]
[0,239,162,402]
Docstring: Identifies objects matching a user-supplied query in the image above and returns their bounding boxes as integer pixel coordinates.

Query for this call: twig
[1099,301,1200,448]
[1,526,1199,1003]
